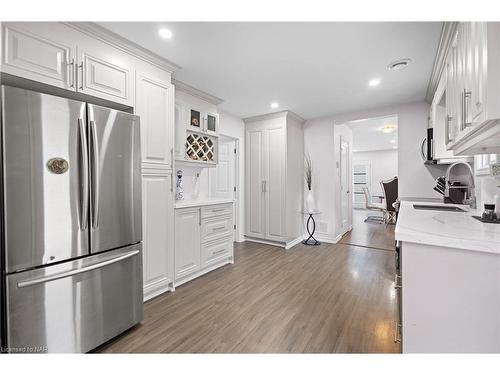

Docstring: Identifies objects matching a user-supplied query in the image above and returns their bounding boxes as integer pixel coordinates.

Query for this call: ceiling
[347,115,398,152]
[99,22,442,120]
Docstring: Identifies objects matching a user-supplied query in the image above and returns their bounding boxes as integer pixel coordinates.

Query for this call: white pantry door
[340,137,352,234]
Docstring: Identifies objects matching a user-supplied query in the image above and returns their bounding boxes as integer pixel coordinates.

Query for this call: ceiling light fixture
[158,28,173,39]
[270,102,279,109]
[379,124,397,134]
[369,78,381,87]
[388,58,412,71]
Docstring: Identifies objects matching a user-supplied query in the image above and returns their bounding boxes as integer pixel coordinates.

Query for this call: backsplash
[175,165,211,201]
[476,175,500,209]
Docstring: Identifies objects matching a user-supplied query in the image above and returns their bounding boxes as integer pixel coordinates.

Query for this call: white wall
[304,101,446,241]
[353,149,398,196]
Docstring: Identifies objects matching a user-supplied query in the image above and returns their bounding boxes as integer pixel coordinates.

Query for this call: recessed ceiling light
[158,28,173,39]
[270,102,279,109]
[388,58,412,71]
[369,78,381,87]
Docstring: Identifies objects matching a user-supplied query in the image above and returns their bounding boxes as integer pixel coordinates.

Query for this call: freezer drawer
[5,244,143,353]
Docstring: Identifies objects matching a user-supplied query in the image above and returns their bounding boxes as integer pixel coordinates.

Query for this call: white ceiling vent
[387,58,412,71]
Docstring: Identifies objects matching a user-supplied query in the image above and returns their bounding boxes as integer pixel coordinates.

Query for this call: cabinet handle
[212,226,226,231]
[212,248,227,255]
[262,181,267,193]
[199,208,201,226]
[170,173,173,193]
[78,62,84,91]
[464,90,472,128]
[394,323,402,343]
[394,274,401,289]
[170,148,174,166]
[68,59,75,88]
[212,208,225,212]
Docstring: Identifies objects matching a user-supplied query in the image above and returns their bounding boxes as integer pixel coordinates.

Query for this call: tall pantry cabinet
[244,111,304,249]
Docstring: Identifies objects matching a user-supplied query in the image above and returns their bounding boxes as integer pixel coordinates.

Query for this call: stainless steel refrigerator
[0,85,143,353]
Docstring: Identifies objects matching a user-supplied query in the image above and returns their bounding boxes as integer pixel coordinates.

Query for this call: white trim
[285,236,303,249]
[173,258,233,288]
[143,279,174,302]
[243,110,305,124]
[425,22,459,103]
[244,236,286,248]
[64,22,181,74]
[314,234,343,244]
[172,79,224,105]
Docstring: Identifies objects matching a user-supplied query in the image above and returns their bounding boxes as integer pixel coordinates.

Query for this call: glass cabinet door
[206,113,218,134]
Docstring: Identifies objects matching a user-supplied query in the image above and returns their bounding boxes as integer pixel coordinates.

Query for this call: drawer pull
[394,323,401,343]
[212,208,226,212]
[212,248,228,255]
[212,226,226,231]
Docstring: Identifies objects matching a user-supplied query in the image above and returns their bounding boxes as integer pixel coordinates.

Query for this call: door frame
[208,134,241,242]
[339,135,353,236]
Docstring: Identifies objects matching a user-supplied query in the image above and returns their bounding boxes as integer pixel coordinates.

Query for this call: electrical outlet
[490,162,500,177]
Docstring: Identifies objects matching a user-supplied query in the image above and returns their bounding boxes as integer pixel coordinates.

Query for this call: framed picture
[190,109,201,128]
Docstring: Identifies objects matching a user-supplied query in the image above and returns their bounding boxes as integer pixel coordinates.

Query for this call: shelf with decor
[175,129,218,168]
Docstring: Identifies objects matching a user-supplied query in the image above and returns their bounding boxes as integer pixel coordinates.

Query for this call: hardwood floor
[339,209,395,251]
[98,241,400,353]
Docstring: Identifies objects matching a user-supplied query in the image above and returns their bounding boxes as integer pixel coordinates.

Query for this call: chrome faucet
[444,161,476,209]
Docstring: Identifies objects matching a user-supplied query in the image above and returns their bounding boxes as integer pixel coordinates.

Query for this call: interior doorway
[209,135,240,241]
[339,136,352,235]
[339,115,398,251]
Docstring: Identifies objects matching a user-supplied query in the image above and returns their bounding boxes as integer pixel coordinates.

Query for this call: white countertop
[174,198,235,209]
[395,201,500,254]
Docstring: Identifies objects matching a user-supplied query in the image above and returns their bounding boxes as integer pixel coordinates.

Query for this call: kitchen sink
[413,204,466,212]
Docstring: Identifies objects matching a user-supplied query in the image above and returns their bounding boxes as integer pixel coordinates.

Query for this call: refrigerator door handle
[78,118,90,231]
[16,250,140,288]
[90,119,100,228]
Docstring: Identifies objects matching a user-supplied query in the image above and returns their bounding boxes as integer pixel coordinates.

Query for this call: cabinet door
[1,23,77,90]
[445,51,456,146]
[175,102,187,160]
[455,23,467,133]
[142,171,174,300]
[245,128,266,238]
[136,72,174,169]
[265,126,286,240]
[468,22,486,126]
[175,208,201,280]
[204,112,219,135]
[77,39,134,106]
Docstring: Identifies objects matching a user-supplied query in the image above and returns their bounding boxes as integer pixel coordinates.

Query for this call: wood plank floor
[97,240,400,353]
[339,209,395,251]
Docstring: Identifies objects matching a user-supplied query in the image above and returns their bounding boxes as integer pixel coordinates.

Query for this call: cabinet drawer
[201,236,233,268]
[201,203,233,218]
[201,215,233,243]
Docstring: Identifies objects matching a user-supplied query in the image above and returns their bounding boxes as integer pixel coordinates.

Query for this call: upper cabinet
[136,70,174,169]
[444,22,500,155]
[1,23,78,90]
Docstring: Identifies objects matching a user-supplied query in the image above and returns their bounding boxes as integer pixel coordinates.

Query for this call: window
[476,154,500,175]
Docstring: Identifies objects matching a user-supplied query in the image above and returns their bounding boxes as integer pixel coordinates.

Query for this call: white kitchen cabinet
[174,202,234,286]
[142,169,174,301]
[244,111,304,248]
[136,71,174,169]
[175,207,201,280]
[186,106,219,135]
[444,22,500,155]
[1,22,78,90]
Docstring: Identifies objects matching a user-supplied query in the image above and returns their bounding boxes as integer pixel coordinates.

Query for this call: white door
[245,129,265,238]
[136,73,174,169]
[174,208,201,280]
[142,170,174,300]
[340,137,352,233]
[210,140,236,200]
[265,126,286,241]
[1,23,77,90]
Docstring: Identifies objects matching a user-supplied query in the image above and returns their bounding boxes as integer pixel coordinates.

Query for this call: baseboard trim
[173,257,233,288]
[285,236,303,249]
[143,279,174,302]
[244,236,286,248]
[313,234,342,244]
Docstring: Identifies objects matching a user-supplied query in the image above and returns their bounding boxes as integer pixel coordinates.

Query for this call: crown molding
[425,22,459,103]
[244,110,305,124]
[64,22,181,74]
[172,79,224,105]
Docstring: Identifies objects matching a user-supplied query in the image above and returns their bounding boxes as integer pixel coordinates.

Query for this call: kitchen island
[395,201,500,353]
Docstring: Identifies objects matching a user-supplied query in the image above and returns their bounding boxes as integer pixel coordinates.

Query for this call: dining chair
[381,176,398,225]
[362,186,385,223]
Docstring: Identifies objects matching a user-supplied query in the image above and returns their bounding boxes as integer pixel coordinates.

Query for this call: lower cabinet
[174,203,234,286]
[142,169,174,301]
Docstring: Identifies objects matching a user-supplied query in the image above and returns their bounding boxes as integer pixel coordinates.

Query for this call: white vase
[306,190,316,213]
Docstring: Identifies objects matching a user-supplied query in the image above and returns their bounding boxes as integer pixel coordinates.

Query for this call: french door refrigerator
[0,85,143,353]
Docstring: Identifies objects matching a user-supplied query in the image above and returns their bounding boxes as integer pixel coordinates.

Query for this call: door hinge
[234,148,237,154]
[233,186,236,192]
[233,224,236,230]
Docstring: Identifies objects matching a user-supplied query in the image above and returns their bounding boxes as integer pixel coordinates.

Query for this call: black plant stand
[302,211,321,246]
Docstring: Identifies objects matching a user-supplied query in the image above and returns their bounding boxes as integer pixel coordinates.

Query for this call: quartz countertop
[395,201,500,254]
[174,198,235,209]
